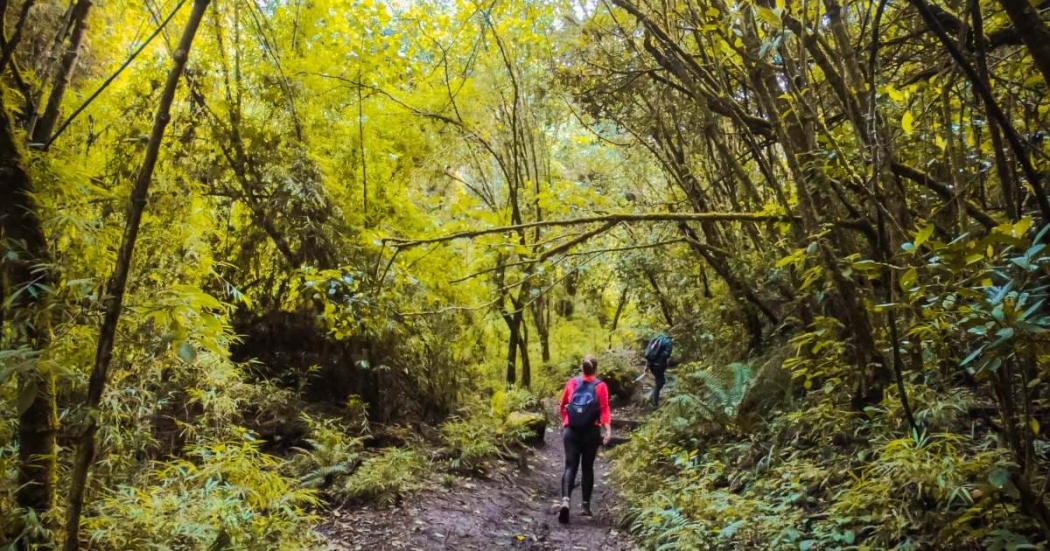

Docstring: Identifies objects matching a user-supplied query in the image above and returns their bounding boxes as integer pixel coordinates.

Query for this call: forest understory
[317,400,645,551]
[3,0,1050,548]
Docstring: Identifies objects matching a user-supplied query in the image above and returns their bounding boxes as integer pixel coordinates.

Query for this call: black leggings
[650,362,667,407]
[561,426,601,502]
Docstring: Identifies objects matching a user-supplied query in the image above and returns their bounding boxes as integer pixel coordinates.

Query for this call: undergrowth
[440,387,544,474]
[613,349,1041,550]
[85,436,320,549]
[340,447,427,506]
[280,386,544,511]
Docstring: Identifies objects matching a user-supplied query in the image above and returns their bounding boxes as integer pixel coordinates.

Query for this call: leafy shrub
[339,447,426,506]
[288,414,365,492]
[491,387,540,418]
[344,394,371,433]
[823,431,1007,548]
[596,349,644,400]
[439,389,542,473]
[440,414,502,474]
[675,361,754,429]
[85,438,318,549]
[614,348,1042,550]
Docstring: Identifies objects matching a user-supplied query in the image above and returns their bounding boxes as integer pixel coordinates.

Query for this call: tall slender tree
[62,0,212,545]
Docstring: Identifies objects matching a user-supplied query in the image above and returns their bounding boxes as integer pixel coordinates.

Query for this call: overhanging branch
[891,163,997,228]
[384,211,795,248]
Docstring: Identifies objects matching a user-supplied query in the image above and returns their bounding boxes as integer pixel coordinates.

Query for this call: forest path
[319,402,646,550]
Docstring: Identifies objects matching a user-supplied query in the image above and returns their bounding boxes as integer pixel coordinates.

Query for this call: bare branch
[385,211,796,248]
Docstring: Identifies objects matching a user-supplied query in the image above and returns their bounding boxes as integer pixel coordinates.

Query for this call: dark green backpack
[644,335,670,361]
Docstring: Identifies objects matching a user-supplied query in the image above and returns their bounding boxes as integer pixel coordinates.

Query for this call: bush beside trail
[612,344,1041,550]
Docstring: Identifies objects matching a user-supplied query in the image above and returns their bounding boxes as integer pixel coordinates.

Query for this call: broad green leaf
[899,268,918,292]
[756,6,780,26]
[17,379,38,416]
[913,224,934,248]
[960,346,985,367]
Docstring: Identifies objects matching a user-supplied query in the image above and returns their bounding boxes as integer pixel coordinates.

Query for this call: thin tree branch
[44,0,189,148]
[385,211,797,248]
[907,0,1050,224]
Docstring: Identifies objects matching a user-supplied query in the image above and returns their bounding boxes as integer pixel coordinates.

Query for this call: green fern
[288,414,365,492]
[340,448,425,506]
[298,460,360,489]
[685,361,754,421]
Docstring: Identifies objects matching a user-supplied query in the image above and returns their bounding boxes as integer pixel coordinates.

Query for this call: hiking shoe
[581,502,594,517]
[558,498,570,524]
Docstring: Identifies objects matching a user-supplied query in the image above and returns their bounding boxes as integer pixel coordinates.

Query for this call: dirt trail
[320,404,644,550]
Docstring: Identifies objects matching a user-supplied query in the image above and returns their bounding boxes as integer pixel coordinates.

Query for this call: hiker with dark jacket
[558,355,611,524]
[643,332,673,407]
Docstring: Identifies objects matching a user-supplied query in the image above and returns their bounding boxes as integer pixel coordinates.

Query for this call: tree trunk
[699,267,712,298]
[996,0,1050,89]
[30,0,92,145]
[609,287,629,348]
[642,267,674,328]
[558,270,577,318]
[531,298,550,363]
[63,0,210,547]
[503,312,519,386]
[0,87,58,540]
[972,2,1021,220]
[739,22,887,400]
[520,318,531,389]
[0,0,38,74]
[25,2,75,137]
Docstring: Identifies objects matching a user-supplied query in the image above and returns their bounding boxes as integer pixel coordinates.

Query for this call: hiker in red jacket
[557,354,611,524]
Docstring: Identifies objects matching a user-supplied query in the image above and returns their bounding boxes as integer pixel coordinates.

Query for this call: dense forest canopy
[2,0,1050,547]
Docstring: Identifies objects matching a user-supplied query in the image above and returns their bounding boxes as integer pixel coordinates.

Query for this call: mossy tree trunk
[0,88,58,540]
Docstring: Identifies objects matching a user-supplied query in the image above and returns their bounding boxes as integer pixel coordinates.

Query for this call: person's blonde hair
[581,354,597,375]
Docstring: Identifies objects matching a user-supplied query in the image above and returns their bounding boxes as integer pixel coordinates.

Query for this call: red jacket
[559,375,611,427]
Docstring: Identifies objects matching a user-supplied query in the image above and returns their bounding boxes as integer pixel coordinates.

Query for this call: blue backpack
[567,377,602,428]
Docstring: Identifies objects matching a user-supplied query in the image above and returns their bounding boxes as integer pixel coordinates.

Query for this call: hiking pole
[633,366,649,383]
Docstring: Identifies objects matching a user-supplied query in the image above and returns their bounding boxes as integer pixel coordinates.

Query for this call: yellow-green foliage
[340,448,426,507]
[440,388,542,474]
[440,414,503,474]
[490,388,540,419]
[5,0,1050,546]
[85,438,318,549]
[827,432,1005,547]
[288,414,365,492]
[614,355,1032,550]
